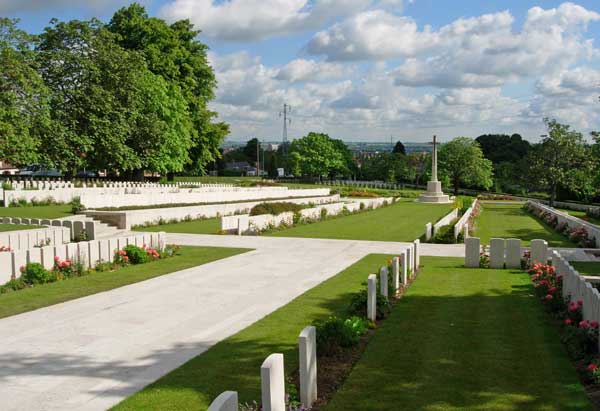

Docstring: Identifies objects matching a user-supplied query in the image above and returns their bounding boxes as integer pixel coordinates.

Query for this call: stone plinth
[417,181,451,204]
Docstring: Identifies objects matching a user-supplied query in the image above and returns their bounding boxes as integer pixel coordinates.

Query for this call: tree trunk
[550,183,557,207]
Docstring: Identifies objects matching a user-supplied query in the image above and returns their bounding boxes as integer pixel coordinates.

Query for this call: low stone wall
[4,185,330,209]
[222,197,394,235]
[432,208,459,236]
[453,199,479,239]
[526,201,600,248]
[0,226,71,251]
[0,217,96,241]
[86,195,340,229]
[0,232,166,285]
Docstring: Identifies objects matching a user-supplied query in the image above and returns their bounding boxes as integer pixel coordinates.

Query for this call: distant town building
[0,160,19,175]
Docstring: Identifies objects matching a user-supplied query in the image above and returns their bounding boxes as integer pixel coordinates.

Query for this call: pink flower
[578,300,584,306]
[565,318,572,325]
[580,320,590,329]
[19,265,25,272]
[588,363,598,372]
[54,256,60,261]
[545,294,554,301]
[592,322,599,328]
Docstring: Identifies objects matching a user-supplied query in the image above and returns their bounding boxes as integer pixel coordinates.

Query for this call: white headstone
[261,353,285,411]
[208,392,238,411]
[379,266,388,298]
[489,238,505,269]
[413,239,420,271]
[406,247,412,276]
[400,252,407,285]
[425,223,432,241]
[465,237,480,268]
[367,274,377,321]
[40,246,55,270]
[531,239,548,265]
[505,239,521,269]
[392,256,400,291]
[299,326,317,408]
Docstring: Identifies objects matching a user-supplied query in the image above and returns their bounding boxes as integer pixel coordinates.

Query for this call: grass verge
[475,203,573,247]
[133,218,220,234]
[571,262,600,276]
[112,253,392,410]
[324,256,590,411]
[0,204,73,219]
[0,224,40,232]
[0,246,249,319]
[265,199,452,242]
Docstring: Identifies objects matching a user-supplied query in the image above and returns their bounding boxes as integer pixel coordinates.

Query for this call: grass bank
[265,199,452,242]
[0,204,73,219]
[0,246,249,319]
[0,224,41,232]
[324,257,590,411]
[475,203,573,247]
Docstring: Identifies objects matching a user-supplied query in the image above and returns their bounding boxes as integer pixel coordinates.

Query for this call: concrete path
[0,234,463,411]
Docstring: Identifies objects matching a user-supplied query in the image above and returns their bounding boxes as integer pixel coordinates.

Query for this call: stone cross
[430,135,438,182]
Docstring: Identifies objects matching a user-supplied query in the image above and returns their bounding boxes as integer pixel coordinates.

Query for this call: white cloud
[159,0,371,41]
[274,59,348,82]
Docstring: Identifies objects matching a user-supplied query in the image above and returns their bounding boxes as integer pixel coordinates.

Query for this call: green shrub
[314,316,361,356]
[432,218,458,244]
[70,196,85,214]
[0,278,27,293]
[21,262,53,285]
[123,245,148,264]
[320,208,328,220]
[249,202,304,216]
[1,182,13,191]
[347,288,391,320]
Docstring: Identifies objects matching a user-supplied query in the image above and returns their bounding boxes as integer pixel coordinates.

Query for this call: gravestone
[505,239,521,269]
[208,392,238,411]
[413,239,420,271]
[392,256,400,291]
[299,326,317,408]
[367,274,377,322]
[531,239,548,265]
[380,266,388,298]
[489,238,505,269]
[465,237,480,268]
[425,223,432,241]
[261,353,285,411]
[400,252,408,285]
[406,247,412,276]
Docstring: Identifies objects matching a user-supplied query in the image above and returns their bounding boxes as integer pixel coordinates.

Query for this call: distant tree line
[0,4,228,179]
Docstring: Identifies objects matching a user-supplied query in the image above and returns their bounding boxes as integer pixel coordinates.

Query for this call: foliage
[432,219,458,244]
[527,119,595,206]
[122,245,148,265]
[249,202,304,216]
[361,152,414,183]
[438,137,494,195]
[314,316,363,356]
[20,262,53,285]
[289,132,347,178]
[347,288,391,320]
[393,141,406,155]
[70,197,85,214]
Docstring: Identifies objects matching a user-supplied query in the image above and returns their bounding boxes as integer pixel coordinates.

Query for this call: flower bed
[525,260,600,405]
[524,202,596,248]
[0,243,180,294]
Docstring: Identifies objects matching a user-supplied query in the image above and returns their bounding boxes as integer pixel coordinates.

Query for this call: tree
[528,119,595,206]
[361,152,412,183]
[331,138,357,178]
[393,141,406,155]
[438,137,493,195]
[108,4,228,175]
[407,152,429,186]
[0,18,48,167]
[475,134,531,164]
[289,132,345,178]
[243,138,259,164]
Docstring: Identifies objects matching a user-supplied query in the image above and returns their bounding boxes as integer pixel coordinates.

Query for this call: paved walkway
[0,234,463,411]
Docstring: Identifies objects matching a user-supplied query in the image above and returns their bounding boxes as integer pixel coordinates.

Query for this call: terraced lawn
[325,257,590,411]
[0,204,73,219]
[133,218,220,234]
[475,203,573,247]
[266,199,452,242]
[571,261,600,276]
[0,223,40,232]
[558,208,600,226]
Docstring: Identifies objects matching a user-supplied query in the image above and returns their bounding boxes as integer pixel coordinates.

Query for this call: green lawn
[0,223,40,232]
[558,208,600,226]
[475,203,573,247]
[0,246,249,319]
[324,257,590,411]
[265,199,452,242]
[113,253,392,411]
[133,218,220,234]
[0,204,73,219]
[571,261,600,276]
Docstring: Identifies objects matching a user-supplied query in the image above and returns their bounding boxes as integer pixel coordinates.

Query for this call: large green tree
[528,119,595,206]
[0,18,48,166]
[36,19,193,176]
[289,132,345,178]
[108,4,228,175]
[438,137,493,195]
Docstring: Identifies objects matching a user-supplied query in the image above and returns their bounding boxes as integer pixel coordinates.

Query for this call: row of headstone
[464,237,548,269]
[4,180,228,191]
[208,325,318,411]
[0,226,70,251]
[2,217,96,241]
[553,250,600,352]
[0,232,166,284]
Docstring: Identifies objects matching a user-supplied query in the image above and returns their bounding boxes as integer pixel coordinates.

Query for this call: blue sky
[4,0,600,143]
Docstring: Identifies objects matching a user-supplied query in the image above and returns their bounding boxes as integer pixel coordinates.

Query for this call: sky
[3,0,600,144]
